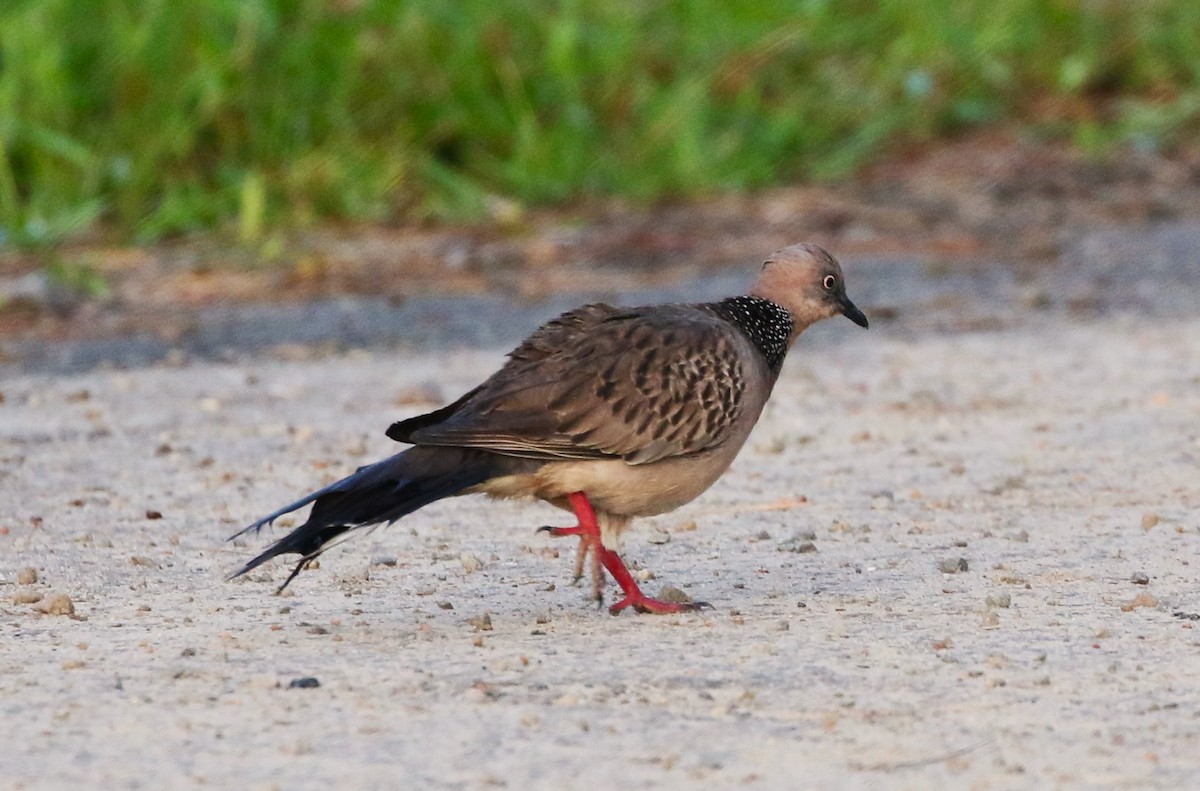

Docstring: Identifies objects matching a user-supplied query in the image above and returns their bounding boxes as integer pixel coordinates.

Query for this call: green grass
[1,0,1198,245]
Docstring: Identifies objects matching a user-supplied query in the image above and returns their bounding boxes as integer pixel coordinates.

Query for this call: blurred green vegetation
[1,0,1197,246]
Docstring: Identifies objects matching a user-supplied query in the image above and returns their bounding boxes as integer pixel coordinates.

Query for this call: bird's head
[749,243,869,333]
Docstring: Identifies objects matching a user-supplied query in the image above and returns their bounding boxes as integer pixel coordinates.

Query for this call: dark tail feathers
[229,446,494,592]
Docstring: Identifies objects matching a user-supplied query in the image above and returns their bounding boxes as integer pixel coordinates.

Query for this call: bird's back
[388,301,774,468]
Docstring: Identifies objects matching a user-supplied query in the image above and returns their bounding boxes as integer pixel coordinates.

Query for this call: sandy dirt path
[2,308,1199,789]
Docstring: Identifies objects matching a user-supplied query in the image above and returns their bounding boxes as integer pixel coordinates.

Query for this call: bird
[229,243,869,614]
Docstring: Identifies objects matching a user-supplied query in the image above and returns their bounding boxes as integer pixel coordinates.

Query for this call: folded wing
[387,303,747,465]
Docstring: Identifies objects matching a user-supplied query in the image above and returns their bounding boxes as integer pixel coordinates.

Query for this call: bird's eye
[822,274,837,290]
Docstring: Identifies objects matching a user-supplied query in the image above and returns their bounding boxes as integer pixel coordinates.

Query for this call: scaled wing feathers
[389,304,747,465]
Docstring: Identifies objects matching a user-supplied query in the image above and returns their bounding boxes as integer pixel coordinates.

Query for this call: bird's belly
[529,451,732,517]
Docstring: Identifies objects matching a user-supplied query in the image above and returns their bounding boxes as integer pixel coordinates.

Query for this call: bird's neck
[709,296,795,372]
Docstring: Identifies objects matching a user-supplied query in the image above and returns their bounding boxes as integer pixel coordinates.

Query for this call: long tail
[229,446,496,591]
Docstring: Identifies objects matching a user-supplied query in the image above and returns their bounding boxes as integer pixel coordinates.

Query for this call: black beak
[841,297,869,328]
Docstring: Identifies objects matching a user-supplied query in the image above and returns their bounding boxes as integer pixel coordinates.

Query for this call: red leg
[539,524,592,582]
[538,492,603,601]
[543,492,708,616]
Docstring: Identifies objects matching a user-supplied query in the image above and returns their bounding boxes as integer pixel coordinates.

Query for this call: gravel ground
[2,270,1199,789]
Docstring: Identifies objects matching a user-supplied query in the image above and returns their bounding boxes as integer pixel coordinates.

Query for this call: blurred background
[1,0,1198,368]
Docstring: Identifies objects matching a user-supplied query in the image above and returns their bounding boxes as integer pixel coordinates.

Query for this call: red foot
[597,545,708,615]
[540,492,708,616]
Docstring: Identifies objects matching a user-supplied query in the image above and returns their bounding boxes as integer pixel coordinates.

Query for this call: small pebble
[646,530,670,545]
[34,593,75,616]
[288,677,320,689]
[985,592,1012,609]
[130,556,157,567]
[779,532,818,553]
[459,552,483,574]
[437,601,454,610]
[16,567,38,585]
[938,557,969,574]
[13,590,43,605]
[1131,572,1150,585]
[469,612,494,631]
[981,611,1000,628]
[657,586,693,605]
[371,555,398,567]
[1141,512,1160,531]
[145,510,163,520]
[1121,592,1159,612]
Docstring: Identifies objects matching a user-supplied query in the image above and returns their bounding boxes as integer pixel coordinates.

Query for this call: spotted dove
[230,243,869,614]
